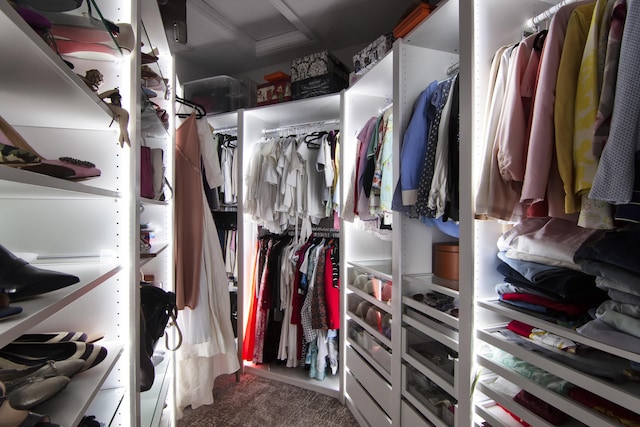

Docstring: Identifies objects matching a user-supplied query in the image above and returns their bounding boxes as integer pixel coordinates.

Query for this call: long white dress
[175,118,240,417]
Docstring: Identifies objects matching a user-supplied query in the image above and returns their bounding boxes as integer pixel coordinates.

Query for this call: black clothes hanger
[175,96,206,118]
[533,29,548,52]
[304,131,327,149]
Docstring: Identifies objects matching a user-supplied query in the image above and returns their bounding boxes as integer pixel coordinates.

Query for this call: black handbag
[140,283,182,354]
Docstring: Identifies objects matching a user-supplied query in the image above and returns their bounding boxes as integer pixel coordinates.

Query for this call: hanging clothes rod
[262,118,340,134]
[380,102,393,114]
[214,126,237,134]
[526,0,580,28]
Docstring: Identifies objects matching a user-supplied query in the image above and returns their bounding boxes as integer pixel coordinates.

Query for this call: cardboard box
[290,50,350,83]
[256,78,292,106]
[353,33,395,74]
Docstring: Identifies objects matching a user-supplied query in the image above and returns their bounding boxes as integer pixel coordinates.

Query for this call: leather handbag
[140,146,155,199]
[140,283,182,354]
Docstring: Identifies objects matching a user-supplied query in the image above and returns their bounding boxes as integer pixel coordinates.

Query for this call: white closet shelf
[347,345,393,416]
[402,400,434,427]
[141,243,169,259]
[347,310,392,348]
[0,2,115,130]
[346,336,391,382]
[206,111,239,129]
[402,328,457,397]
[141,352,172,427]
[477,353,620,426]
[35,341,124,427]
[244,93,341,128]
[347,285,392,314]
[402,364,457,427]
[403,351,456,398]
[403,0,460,54]
[477,327,640,413]
[346,371,392,427]
[0,166,120,199]
[347,260,392,281]
[475,374,585,427]
[404,274,460,299]
[0,262,121,346]
[84,386,125,426]
[403,296,459,330]
[244,362,340,399]
[349,52,394,99]
[478,298,640,364]
[403,310,459,352]
[474,396,524,427]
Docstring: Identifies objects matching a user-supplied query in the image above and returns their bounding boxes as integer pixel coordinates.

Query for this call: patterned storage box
[256,78,292,106]
[353,33,395,73]
[291,73,348,100]
[290,50,350,83]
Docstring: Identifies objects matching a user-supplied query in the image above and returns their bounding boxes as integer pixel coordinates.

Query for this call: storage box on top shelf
[353,33,395,74]
[182,75,256,115]
[256,71,292,107]
[290,49,350,82]
[393,2,436,39]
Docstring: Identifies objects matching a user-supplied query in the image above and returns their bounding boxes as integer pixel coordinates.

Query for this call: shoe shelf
[477,326,640,413]
[346,310,392,349]
[85,386,125,426]
[402,327,457,398]
[141,350,172,427]
[346,334,391,383]
[478,298,640,364]
[346,260,392,281]
[477,353,619,426]
[34,340,123,427]
[402,363,457,427]
[140,243,169,260]
[403,309,459,353]
[0,3,114,130]
[0,262,121,347]
[0,166,120,199]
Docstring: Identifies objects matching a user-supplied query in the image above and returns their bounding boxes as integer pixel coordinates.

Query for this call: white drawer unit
[346,371,392,427]
[347,345,393,416]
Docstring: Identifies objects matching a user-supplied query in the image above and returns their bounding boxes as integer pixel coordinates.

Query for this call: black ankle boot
[0,244,79,300]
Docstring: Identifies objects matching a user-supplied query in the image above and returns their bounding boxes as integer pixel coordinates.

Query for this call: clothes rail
[262,119,340,135]
[526,0,581,28]
[214,126,237,134]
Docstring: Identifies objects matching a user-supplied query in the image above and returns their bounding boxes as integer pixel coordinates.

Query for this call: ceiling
[159,0,420,84]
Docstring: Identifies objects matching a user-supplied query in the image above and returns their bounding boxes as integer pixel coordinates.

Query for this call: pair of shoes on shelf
[0,115,101,180]
[0,360,84,410]
[0,243,80,301]
[0,381,59,427]
[0,340,108,372]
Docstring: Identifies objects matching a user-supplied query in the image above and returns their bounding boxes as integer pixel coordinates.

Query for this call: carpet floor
[178,373,360,427]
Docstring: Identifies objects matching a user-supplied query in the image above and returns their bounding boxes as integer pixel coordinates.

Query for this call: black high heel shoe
[0,244,79,301]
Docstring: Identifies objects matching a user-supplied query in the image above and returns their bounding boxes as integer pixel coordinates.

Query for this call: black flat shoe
[0,244,79,301]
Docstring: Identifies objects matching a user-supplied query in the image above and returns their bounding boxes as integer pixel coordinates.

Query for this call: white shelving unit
[468,0,640,426]
[0,0,175,425]
[236,92,342,397]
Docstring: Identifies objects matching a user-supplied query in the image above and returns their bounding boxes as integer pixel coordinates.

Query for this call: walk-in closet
[2,0,640,425]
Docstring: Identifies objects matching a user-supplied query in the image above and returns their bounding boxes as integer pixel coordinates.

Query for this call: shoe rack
[0,1,174,425]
